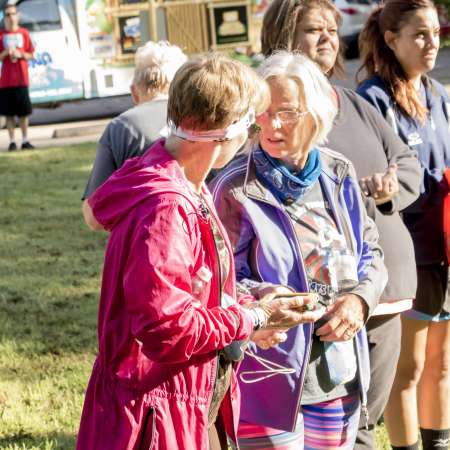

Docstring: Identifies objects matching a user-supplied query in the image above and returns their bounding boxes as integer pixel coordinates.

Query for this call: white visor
[169,108,255,142]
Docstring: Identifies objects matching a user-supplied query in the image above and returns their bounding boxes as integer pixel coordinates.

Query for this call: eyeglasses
[5,12,17,17]
[258,109,309,125]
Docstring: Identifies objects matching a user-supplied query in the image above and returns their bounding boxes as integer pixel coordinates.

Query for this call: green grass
[0,144,106,449]
[0,144,391,449]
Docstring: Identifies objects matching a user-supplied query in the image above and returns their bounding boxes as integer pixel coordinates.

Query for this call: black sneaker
[21,141,35,150]
[8,142,17,151]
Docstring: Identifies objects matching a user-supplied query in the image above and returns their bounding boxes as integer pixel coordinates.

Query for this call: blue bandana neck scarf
[253,146,322,204]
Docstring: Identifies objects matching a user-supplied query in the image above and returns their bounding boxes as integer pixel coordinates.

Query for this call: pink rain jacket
[76,141,254,450]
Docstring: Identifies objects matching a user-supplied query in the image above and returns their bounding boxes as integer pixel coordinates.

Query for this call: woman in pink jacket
[76,53,324,450]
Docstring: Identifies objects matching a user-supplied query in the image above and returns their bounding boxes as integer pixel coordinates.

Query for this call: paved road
[30,94,134,126]
[29,47,450,126]
[1,47,449,152]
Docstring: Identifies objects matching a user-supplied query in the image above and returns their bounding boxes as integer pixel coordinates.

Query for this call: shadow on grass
[0,431,76,450]
[0,146,101,448]
[0,145,107,359]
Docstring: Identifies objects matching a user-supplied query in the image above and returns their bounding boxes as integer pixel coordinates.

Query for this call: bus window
[17,0,62,32]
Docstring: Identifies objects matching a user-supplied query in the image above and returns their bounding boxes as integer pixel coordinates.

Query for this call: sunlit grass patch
[0,145,105,449]
[0,144,392,449]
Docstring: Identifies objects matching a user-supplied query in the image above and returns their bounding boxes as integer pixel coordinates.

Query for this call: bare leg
[18,116,28,142]
[418,319,450,429]
[6,116,15,142]
[384,316,429,446]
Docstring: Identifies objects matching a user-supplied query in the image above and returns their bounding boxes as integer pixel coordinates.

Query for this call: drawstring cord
[239,349,296,384]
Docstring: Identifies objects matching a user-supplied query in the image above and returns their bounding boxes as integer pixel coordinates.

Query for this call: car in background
[437,3,450,39]
[334,0,378,58]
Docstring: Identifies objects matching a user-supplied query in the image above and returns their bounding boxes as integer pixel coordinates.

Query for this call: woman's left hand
[315,294,368,342]
[251,328,288,350]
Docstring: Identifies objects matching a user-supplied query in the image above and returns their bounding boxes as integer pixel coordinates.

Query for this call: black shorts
[413,264,450,316]
[0,86,32,117]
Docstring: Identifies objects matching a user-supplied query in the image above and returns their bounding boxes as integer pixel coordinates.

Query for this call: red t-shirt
[0,27,34,88]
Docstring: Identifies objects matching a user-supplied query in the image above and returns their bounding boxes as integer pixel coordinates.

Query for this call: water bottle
[323,248,359,386]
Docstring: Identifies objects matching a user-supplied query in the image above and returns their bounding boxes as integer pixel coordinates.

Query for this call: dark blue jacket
[357,75,450,265]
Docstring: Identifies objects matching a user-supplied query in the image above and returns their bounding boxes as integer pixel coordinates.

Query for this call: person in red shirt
[0,2,34,151]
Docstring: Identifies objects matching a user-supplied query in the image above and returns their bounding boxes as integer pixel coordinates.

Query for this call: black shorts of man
[0,2,35,151]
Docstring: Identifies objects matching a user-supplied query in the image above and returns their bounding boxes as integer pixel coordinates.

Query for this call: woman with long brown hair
[357,1,450,449]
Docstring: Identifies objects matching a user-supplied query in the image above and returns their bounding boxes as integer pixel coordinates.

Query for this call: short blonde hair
[168,52,269,131]
[133,41,187,96]
[258,51,337,148]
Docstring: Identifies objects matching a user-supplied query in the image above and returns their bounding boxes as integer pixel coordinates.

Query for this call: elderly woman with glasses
[211,52,387,450]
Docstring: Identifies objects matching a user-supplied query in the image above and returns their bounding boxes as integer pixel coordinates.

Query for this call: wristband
[249,307,268,330]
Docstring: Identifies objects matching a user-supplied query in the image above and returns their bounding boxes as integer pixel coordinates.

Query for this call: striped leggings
[235,392,361,450]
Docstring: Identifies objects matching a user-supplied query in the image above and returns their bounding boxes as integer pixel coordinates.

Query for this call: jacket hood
[89,139,191,231]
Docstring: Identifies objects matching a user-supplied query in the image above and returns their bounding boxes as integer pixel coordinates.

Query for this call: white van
[16,0,85,103]
[0,0,134,104]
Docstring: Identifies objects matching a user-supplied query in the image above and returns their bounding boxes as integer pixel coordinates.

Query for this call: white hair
[257,51,337,148]
[133,41,187,95]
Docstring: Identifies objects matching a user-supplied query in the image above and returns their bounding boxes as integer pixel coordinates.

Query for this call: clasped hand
[315,293,367,342]
[250,285,325,350]
[8,48,22,59]
[359,164,398,205]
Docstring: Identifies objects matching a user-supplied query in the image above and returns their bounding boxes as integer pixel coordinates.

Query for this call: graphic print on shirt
[3,33,24,50]
[407,131,424,147]
[286,185,355,306]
